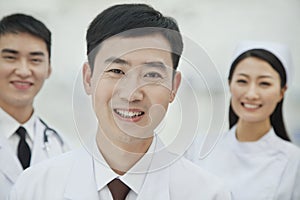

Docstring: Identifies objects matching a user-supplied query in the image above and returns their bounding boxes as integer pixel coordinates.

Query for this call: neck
[96,127,153,175]
[0,103,33,124]
[236,119,271,142]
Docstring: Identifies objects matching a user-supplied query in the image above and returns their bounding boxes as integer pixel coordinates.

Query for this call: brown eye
[236,79,247,84]
[260,82,271,86]
[107,69,124,74]
[3,55,16,61]
[31,58,43,64]
[144,72,163,79]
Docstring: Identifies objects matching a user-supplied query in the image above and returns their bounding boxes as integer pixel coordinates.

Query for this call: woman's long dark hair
[228,49,290,141]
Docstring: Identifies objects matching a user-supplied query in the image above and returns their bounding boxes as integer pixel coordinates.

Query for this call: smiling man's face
[0,32,51,113]
[83,33,181,145]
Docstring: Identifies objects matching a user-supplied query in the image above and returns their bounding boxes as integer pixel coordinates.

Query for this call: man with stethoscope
[0,13,69,199]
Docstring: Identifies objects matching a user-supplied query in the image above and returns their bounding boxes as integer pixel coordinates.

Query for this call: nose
[245,83,259,100]
[14,60,32,77]
[117,74,144,102]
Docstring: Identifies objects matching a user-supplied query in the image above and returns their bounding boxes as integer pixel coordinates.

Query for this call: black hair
[0,13,51,61]
[86,4,183,71]
[228,49,290,141]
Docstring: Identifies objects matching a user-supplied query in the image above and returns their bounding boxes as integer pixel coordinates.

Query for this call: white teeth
[115,109,143,118]
[243,103,259,109]
[14,82,31,85]
[16,82,29,85]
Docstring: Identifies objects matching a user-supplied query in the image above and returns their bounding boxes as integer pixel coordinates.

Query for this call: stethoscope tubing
[39,118,64,148]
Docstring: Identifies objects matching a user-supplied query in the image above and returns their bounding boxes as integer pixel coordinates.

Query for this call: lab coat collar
[0,108,19,141]
[0,108,28,183]
[64,148,99,200]
[122,136,158,194]
[92,138,120,192]
[137,137,172,199]
[0,107,36,142]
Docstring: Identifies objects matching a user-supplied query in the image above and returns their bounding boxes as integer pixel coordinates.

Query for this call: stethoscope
[39,118,64,151]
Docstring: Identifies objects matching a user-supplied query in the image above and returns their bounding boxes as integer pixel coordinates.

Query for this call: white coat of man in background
[0,13,69,200]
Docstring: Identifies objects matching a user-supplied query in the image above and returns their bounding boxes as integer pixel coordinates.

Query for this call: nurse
[0,13,69,199]
[186,41,300,199]
[9,4,231,200]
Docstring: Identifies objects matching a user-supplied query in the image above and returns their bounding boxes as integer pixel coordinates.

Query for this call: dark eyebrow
[29,51,45,57]
[105,57,129,65]
[258,75,274,80]
[237,73,274,79]
[1,49,45,57]
[104,57,168,71]
[143,61,167,70]
[1,48,18,54]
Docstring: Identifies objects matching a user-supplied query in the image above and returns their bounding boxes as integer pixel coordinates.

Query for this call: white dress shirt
[0,108,36,153]
[94,137,157,199]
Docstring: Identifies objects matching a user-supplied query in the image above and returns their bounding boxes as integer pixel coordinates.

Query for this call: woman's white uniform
[9,137,231,200]
[186,126,300,200]
[0,109,69,200]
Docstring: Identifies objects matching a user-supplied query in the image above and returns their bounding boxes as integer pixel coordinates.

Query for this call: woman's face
[229,56,286,125]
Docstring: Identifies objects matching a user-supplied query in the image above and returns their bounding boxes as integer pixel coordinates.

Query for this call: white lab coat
[0,118,69,200]
[186,126,300,200]
[9,138,231,200]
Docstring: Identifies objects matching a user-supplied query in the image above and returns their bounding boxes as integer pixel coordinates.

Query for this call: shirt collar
[93,136,158,195]
[22,113,36,141]
[0,107,36,141]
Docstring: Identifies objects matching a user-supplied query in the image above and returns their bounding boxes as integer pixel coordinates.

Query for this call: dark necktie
[16,126,31,169]
[108,178,130,200]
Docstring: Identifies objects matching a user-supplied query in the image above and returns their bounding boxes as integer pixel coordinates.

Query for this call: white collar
[228,125,278,154]
[64,138,172,200]
[92,136,158,194]
[0,107,36,141]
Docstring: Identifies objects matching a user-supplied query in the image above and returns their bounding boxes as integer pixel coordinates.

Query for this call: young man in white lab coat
[0,13,69,199]
[9,4,231,200]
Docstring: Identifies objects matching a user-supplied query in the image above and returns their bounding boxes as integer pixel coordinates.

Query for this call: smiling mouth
[242,103,261,109]
[114,109,145,119]
[11,81,33,89]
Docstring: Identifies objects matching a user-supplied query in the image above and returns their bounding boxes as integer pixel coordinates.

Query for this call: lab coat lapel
[137,139,172,199]
[0,136,22,183]
[64,148,98,200]
[30,119,47,165]
[137,165,170,199]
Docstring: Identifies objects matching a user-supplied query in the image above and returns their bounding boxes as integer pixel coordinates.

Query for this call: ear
[279,85,287,102]
[169,71,181,103]
[83,62,93,95]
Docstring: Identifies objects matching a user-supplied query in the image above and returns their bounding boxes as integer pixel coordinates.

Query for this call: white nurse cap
[231,41,293,86]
